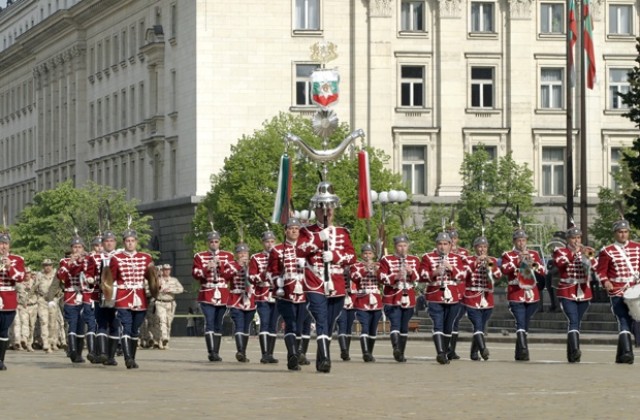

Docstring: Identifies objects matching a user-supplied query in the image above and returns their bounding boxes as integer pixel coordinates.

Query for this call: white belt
[203,283,227,289]
[560,278,587,285]
[508,280,520,285]
[116,284,144,290]
[466,287,492,292]
[357,289,380,295]
[309,266,343,276]
[231,289,248,294]
[0,286,14,291]
[611,277,636,283]
[64,287,80,292]
[257,282,271,287]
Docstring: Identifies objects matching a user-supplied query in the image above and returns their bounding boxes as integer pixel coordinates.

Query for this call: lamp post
[370,189,408,224]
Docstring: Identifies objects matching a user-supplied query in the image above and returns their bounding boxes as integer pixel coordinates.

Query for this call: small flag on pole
[567,0,578,87]
[357,150,373,219]
[272,154,293,224]
[583,0,596,89]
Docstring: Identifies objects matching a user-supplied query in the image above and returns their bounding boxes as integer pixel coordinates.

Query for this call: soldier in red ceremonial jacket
[350,243,382,362]
[192,230,234,362]
[222,243,256,363]
[296,182,356,373]
[109,228,154,369]
[86,230,120,366]
[0,231,26,371]
[250,230,278,364]
[380,235,420,363]
[57,234,94,364]
[267,217,308,371]
[552,223,597,363]
[500,227,546,361]
[80,235,103,364]
[421,231,468,364]
[463,235,501,361]
[445,226,471,360]
[597,218,640,364]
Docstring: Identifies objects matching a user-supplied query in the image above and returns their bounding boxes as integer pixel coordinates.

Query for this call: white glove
[322,251,333,263]
[86,277,95,286]
[48,301,57,308]
[297,258,306,269]
[319,227,332,241]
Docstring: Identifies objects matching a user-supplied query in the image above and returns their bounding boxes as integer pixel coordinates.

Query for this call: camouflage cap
[42,259,53,266]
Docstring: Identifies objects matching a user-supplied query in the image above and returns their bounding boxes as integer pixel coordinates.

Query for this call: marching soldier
[34,259,57,353]
[446,227,470,360]
[87,231,121,366]
[109,227,155,369]
[222,243,256,363]
[81,236,102,363]
[153,264,184,349]
[350,243,382,362]
[57,234,93,363]
[296,182,356,373]
[267,217,307,371]
[0,231,26,370]
[380,235,420,363]
[463,235,501,361]
[596,218,640,364]
[16,268,38,351]
[192,230,234,362]
[500,226,546,361]
[250,231,279,364]
[421,231,467,364]
[552,223,597,363]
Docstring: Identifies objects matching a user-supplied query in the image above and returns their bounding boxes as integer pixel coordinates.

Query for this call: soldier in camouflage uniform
[152,264,184,349]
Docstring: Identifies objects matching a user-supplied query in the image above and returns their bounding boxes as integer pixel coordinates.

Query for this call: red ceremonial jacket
[553,246,596,301]
[349,261,383,311]
[222,260,256,311]
[597,241,640,297]
[249,251,274,303]
[57,255,94,306]
[266,242,306,304]
[192,249,234,306]
[463,255,500,309]
[379,254,420,308]
[109,250,153,311]
[0,254,26,311]
[420,251,467,304]
[501,249,546,303]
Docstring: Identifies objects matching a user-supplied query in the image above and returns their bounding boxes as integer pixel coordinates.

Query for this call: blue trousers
[610,296,633,333]
[452,305,466,333]
[428,303,459,335]
[230,308,256,335]
[306,293,344,337]
[256,301,279,334]
[384,305,415,334]
[64,305,85,336]
[200,303,226,334]
[116,309,146,338]
[95,302,119,336]
[356,310,382,337]
[466,307,493,333]
[277,300,309,336]
[300,306,312,336]
[559,298,590,332]
[82,302,97,334]
[336,308,356,335]
[508,301,539,332]
[0,311,16,339]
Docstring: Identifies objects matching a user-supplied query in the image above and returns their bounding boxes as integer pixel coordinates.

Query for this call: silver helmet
[309,181,340,209]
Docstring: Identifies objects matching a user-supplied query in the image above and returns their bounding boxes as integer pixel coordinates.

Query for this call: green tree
[10,181,154,268]
[618,38,640,227]
[191,112,405,254]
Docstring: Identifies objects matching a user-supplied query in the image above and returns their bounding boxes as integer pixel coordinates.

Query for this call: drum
[623,284,640,321]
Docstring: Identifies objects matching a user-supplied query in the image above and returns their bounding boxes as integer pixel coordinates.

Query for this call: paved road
[2,336,637,419]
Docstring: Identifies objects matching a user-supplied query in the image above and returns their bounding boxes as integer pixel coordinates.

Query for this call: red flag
[567,0,578,87]
[583,0,596,89]
[357,150,373,219]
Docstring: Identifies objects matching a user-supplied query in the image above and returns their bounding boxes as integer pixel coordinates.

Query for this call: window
[295,64,319,106]
[609,4,633,35]
[611,148,622,192]
[540,3,564,34]
[401,1,425,32]
[170,3,177,39]
[400,65,425,107]
[471,2,494,33]
[294,0,320,30]
[471,67,494,108]
[542,147,565,196]
[472,144,497,161]
[540,68,564,109]
[610,68,631,109]
[402,146,426,195]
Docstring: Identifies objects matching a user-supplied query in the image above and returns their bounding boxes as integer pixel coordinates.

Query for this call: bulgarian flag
[567,0,578,87]
[583,0,596,89]
[357,149,373,219]
[271,154,293,224]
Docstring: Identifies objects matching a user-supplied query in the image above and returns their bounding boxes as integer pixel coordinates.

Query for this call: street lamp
[370,189,408,223]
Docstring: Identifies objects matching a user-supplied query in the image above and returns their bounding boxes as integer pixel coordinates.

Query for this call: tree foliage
[10,181,154,268]
[191,112,405,253]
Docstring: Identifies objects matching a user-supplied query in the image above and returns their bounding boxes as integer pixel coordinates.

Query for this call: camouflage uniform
[16,269,38,351]
[34,261,58,352]
[152,264,184,349]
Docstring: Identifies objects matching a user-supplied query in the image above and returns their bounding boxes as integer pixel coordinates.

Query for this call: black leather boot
[470,337,479,361]
[104,338,118,366]
[67,334,78,363]
[211,334,223,362]
[130,338,139,368]
[476,333,489,360]
[360,336,373,362]
[398,334,408,362]
[390,332,402,362]
[0,339,8,370]
[297,337,310,365]
[617,333,634,364]
[567,331,581,363]
[515,331,529,361]
[267,335,279,363]
[235,334,249,363]
[74,336,86,363]
[338,335,351,361]
[447,332,460,360]
[86,333,98,364]
[205,333,214,361]
[368,337,376,362]
[433,334,449,365]
[316,337,331,373]
[259,334,270,364]
[96,334,108,364]
[121,336,136,369]
[284,334,300,371]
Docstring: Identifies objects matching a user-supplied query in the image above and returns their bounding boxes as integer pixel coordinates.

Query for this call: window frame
[293,0,322,35]
[539,2,565,36]
[399,64,426,108]
[470,1,495,34]
[470,66,495,109]
[608,67,632,110]
[292,62,321,109]
[401,144,427,196]
[539,66,565,111]
[608,3,634,37]
[399,0,427,34]
[541,146,566,197]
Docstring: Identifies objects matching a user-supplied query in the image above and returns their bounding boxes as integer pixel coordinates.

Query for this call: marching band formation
[1,183,639,372]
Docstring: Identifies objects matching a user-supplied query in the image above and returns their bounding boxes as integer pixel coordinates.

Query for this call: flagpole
[579,0,589,245]
[566,2,574,224]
